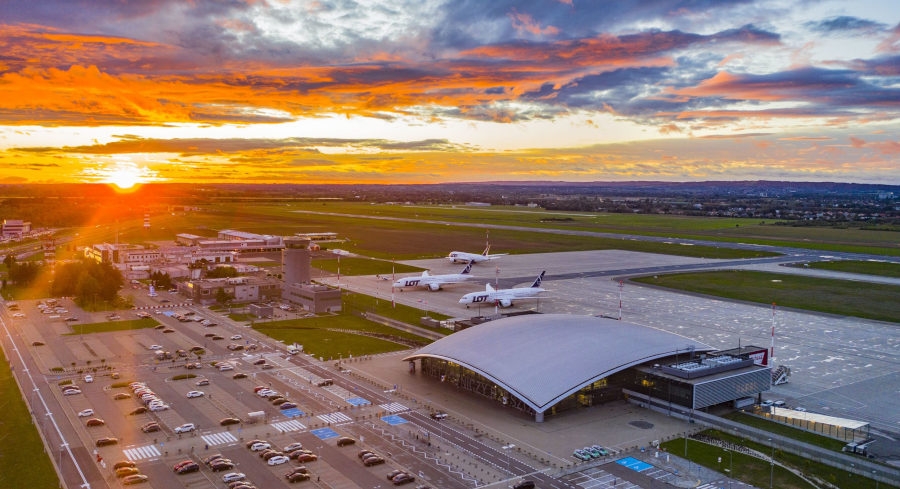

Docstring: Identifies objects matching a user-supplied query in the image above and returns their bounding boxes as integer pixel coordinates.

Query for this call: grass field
[312,256,423,275]
[61,318,159,335]
[664,430,889,489]
[632,270,900,323]
[0,347,60,489]
[253,313,433,359]
[801,259,900,278]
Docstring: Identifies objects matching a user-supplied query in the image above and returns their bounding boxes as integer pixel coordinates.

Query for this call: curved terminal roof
[403,314,712,414]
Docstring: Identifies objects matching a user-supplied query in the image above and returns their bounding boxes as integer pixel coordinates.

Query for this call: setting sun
[100,160,146,190]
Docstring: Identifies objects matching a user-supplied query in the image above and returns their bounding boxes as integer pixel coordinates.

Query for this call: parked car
[174,423,196,434]
[336,437,355,447]
[63,388,82,396]
[513,481,536,489]
[121,474,149,485]
[261,364,274,370]
[129,407,148,415]
[287,473,310,483]
[220,417,241,426]
[280,402,297,410]
[364,455,385,466]
[113,461,136,470]
[249,442,271,452]
[83,375,93,383]
[210,460,235,472]
[141,422,160,433]
[96,437,119,447]
[148,345,163,350]
[294,453,318,463]
[392,473,416,485]
[222,473,246,483]
[230,334,242,340]
[233,373,248,379]
[196,379,210,386]
[86,418,105,427]
[77,408,95,417]
[267,455,290,466]
[114,393,132,400]
[572,449,591,461]
[430,412,448,420]
[176,462,200,474]
[283,442,304,453]
[173,459,195,471]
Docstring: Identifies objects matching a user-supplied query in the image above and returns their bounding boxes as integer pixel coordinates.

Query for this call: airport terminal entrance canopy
[404,314,713,417]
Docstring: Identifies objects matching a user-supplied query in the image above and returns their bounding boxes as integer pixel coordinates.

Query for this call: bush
[171,374,197,381]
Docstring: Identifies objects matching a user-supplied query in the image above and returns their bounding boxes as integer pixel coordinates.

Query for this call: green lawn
[253,314,432,359]
[312,256,423,275]
[0,347,60,489]
[633,270,900,323]
[801,260,900,278]
[724,412,847,452]
[61,318,159,335]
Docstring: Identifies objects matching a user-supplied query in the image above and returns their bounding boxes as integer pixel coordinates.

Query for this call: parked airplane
[393,261,476,291]
[458,271,546,308]
[447,243,507,264]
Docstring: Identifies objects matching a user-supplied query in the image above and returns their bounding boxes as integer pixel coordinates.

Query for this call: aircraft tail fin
[461,260,474,275]
[422,270,431,277]
[486,283,496,292]
[482,243,491,256]
[531,271,546,288]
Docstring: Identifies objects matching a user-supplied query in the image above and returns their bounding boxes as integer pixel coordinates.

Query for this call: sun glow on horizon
[96,158,150,191]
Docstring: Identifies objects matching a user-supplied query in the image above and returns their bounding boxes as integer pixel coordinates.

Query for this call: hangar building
[403,314,771,422]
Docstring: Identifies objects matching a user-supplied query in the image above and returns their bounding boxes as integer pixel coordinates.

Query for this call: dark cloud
[806,16,886,33]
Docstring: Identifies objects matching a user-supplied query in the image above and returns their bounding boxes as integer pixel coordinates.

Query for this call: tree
[206,266,238,278]
[215,287,234,305]
[3,254,14,269]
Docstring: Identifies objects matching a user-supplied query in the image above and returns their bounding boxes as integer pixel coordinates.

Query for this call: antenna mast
[770,302,776,366]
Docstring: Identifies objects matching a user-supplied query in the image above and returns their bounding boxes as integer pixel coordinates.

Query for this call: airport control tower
[283,237,312,284]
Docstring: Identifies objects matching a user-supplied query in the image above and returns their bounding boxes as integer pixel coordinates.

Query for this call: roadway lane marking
[123,444,161,461]
[201,431,238,446]
[272,420,308,433]
[379,402,409,413]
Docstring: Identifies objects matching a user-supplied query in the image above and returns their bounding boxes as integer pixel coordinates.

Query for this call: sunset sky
[1,0,899,186]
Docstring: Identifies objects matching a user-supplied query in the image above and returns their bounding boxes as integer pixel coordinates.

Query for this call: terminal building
[404,314,772,422]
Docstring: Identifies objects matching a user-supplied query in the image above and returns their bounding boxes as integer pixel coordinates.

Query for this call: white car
[218,364,234,371]
[230,334,242,340]
[83,375,93,383]
[149,404,169,412]
[249,442,271,451]
[63,389,82,396]
[148,344,163,350]
[257,389,276,398]
[267,455,289,466]
[222,473,246,483]
[174,423,196,434]
[12,312,25,318]
[186,390,204,398]
[77,408,94,417]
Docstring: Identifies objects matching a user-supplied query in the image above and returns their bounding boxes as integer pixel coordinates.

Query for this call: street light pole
[502,444,515,475]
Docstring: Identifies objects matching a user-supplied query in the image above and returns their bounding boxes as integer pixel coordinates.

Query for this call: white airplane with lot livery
[393,260,477,291]
[447,242,507,264]
[458,271,546,308]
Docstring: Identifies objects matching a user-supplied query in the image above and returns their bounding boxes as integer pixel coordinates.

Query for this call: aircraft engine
[498,298,512,308]
[428,283,441,291]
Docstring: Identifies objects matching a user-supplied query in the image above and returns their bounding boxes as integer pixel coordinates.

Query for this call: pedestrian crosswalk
[123,444,161,461]
[272,419,307,433]
[201,431,238,446]
[317,411,352,425]
[379,402,409,413]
